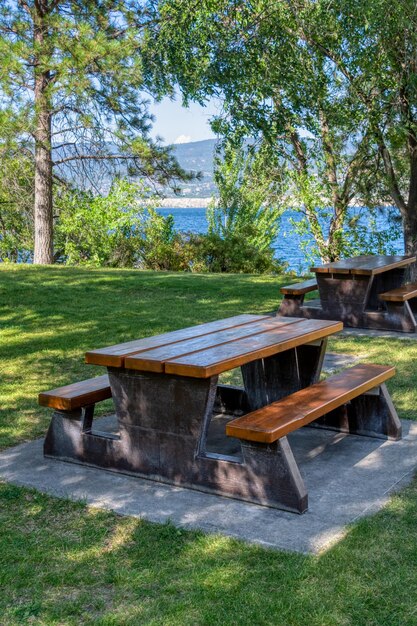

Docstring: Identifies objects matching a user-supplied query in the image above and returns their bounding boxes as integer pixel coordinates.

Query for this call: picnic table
[279,254,417,332]
[40,314,401,513]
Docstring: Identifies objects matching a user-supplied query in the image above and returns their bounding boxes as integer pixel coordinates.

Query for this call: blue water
[157,206,404,272]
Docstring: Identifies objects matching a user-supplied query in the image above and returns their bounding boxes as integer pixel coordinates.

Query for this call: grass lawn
[1,264,417,625]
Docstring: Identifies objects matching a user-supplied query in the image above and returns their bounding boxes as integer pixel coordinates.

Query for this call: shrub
[55,180,175,268]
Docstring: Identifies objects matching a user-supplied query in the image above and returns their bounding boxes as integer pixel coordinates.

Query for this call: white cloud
[173,134,192,144]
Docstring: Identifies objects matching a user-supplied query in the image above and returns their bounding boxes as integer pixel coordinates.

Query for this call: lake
[157,206,404,272]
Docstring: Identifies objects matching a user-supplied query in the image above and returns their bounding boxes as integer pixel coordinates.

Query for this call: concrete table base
[1,418,417,554]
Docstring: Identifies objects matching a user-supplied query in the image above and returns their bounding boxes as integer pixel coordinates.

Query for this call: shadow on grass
[1,477,417,625]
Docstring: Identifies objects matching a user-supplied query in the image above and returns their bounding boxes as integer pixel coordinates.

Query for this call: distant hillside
[53,137,219,198]
[170,138,218,198]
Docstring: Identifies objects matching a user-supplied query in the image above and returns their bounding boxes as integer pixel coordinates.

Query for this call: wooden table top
[311,255,416,276]
[86,315,343,378]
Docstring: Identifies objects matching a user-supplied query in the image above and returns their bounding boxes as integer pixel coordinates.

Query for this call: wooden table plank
[310,255,376,274]
[226,364,395,443]
[85,314,268,367]
[352,255,416,275]
[124,317,303,373]
[164,320,343,378]
[311,255,416,276]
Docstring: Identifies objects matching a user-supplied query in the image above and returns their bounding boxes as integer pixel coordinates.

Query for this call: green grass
[1,480,417,625]
[1,264,417,625]
[0,265,282,450]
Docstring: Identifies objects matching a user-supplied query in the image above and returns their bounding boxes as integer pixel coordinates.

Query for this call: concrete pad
[322,351,360,372]
[1,419,417,554]
[342,327,417,340]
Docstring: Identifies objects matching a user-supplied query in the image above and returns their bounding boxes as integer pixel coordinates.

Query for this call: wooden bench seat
[279,279,318,317]
[226,364,396,443]
[280,278,318,296]
[39,375,111,411]
[379,283,417,302]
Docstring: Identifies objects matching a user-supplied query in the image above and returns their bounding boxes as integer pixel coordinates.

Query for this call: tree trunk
[403,209,417,281]
[33,107,53,264]
[33,13,53,265]
[327,199,347,262]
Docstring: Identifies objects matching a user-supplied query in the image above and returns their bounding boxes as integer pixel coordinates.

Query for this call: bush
[54,180,176,268]
[0,149,34,262]
[207,139,283,253]
[193,231,283,273]
[54,177,285,274]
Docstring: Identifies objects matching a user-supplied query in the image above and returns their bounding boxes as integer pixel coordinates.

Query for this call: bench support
[241,340,327,410]
[279,294,306,317]
[43,371,308,512]
[381,301,417,332]
[239,438,308,512]
[43,361,399,515]
[309,383,402,440]
[44,406,120,466]
[43,361,314,512]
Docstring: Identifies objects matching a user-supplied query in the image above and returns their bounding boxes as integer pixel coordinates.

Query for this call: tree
[283,0,417,274]
[0,0,190,264]
[0,147,34,262]
[0,111,35,260]
[207,138,283,251]
[145,0,384,263]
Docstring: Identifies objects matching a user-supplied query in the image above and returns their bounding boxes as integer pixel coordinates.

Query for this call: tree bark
[403,210,417,281]
[33,10,53,265]
[33,101,53,264]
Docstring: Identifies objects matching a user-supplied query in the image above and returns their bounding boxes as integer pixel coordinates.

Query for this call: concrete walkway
[342,327,417,340]
[1,418,416,555]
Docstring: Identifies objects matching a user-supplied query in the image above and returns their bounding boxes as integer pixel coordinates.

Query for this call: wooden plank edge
[280,282,318,295]
[124,317,307,373]
[164,321,344,378]
[84,314,271,367]
[85,353,123,367]
[38,387,112,411]
[226,365,395,443]
[38,382,112,411]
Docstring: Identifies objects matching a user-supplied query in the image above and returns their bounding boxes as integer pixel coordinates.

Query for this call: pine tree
[0,0,187,263]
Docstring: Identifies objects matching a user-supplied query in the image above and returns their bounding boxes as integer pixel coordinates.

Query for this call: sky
[149,95,220,145]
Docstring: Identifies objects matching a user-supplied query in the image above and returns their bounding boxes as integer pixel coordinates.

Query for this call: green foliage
[208,141,283,247]
[0,148,34,262]
[136,208,181,271]
[0,0,193,263]
[195,232,283,274]
[55,179,172,268]
[52,175,283,273]
[145,1,381,262]
[290,207,401,266]
[342,209,402,258]
[145,0,417,263]
[204,139,284,272]
[0,0,189,186]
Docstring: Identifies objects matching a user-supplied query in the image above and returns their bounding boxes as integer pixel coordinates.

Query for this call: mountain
[170,138,218,198]
[53,137,219,199]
